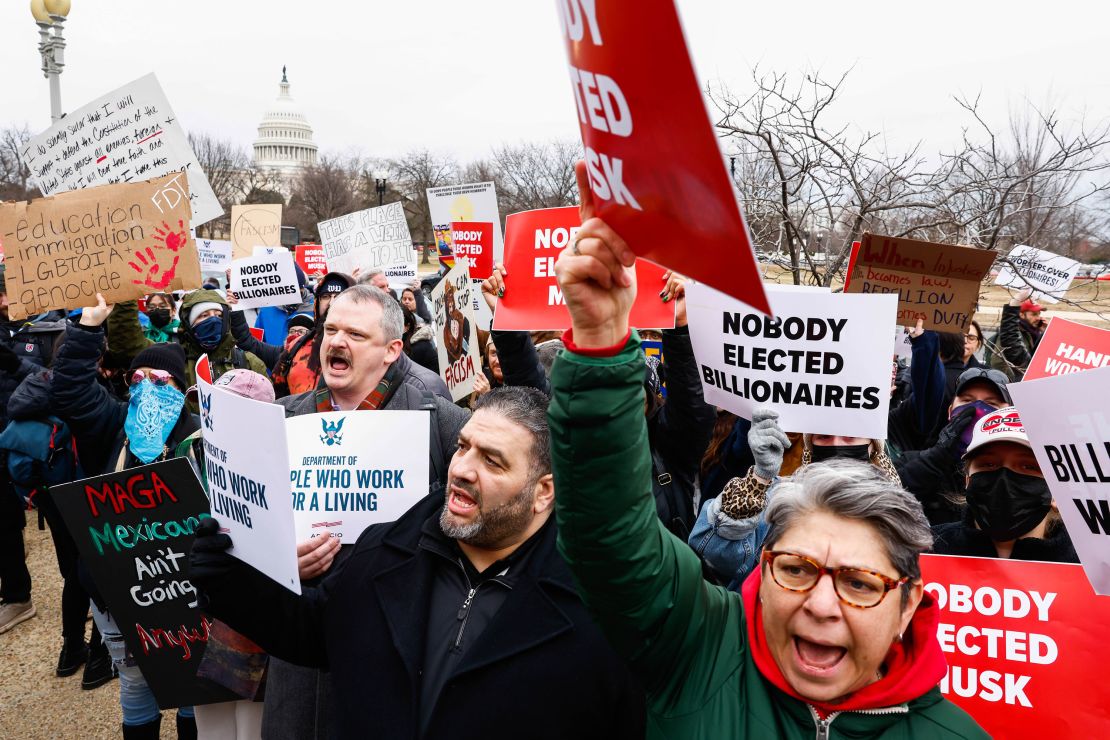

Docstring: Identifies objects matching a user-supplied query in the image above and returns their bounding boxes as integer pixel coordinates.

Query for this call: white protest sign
[431,262,481,401]
[286,411,430,541]
[995,245,1081,304]
[20,73,222,227]
[1008,366,1110,595]
[252,246,288,257]
[687,283,898,439]
[894,326,913,359]
[230,252,300,310]
[317,202,416,279]
[196,356,300,594]
[197,239,232,271]
[426,182,504,264]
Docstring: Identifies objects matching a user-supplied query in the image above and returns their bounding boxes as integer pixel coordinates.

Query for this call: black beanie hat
[128,342,188,390]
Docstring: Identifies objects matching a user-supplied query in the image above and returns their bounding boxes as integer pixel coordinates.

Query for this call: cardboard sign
[1023,318,1110,381]
[286,411,430,541]
[229,252,300,310]
[196,356,301,594]
[295,244,328,275]
[0,172,202,320]
[687,282,898,438]
[230,204,282,260]
[921,554,1110,737]
[845,233,995,332]
[197,239,232,272]
[426,182,504,265]
[556,0,768,313]
[431,263,481,401]
[19,73,222,227]
[995,245,1080,303]
[51,458,238,709]
[1007,366,1110,595]
[317,202,415,279]
[450,221,494,279]
[491,206,676,331]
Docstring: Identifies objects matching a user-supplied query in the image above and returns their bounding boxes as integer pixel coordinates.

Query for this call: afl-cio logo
[982,411,1022,433]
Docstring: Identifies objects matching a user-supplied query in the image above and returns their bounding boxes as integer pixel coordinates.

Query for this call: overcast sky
[2,0,1108,165]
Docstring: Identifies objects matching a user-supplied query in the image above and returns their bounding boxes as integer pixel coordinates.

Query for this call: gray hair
[331,285,404,343]
[764,459,933,608]
[471,386,551,481]
[356,269,387,285]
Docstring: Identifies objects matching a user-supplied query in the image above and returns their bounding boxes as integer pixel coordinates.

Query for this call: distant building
[252,66,318,181]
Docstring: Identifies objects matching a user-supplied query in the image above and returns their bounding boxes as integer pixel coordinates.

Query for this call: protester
[189,386,644,739]
[355,268,398,300]
[931,407,1078,563]
[546,179,985,737]
[402,305,439,373]
[141,293,181,344]
[991,287,1047,380]
[400,281,432,325]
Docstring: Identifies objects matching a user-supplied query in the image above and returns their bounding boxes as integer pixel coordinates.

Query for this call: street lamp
[31,0,71,123]
[373,170,388,207]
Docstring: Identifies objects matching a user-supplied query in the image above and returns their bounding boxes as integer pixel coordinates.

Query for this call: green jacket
[548,335,987,740]
[143,317,180,344]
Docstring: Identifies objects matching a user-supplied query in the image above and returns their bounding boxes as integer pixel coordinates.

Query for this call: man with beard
[189,384,644,739]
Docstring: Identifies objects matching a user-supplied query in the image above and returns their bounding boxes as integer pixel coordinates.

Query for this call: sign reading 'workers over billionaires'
[1008,366,1110,595]
[0,173,202,320]
[687,283,898,439]
[229,252,301,310]
[920,554,1110,738]
[51,458,238,709]
[994,244,1080,303]
[1023,318,1110,381]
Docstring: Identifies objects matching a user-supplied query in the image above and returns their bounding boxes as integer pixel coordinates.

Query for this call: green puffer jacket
[548,335,988,740]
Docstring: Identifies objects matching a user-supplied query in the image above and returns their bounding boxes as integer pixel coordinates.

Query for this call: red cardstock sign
[492,206,676,331]
[450,221,494,280]
[556,0,768,314]
[919,554,1110,737]
[295,244,328,275]
[1022,317,1110,381]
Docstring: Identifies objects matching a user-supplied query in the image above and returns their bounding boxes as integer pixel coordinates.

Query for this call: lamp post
[31,0,72,123]
[373,170,388,207]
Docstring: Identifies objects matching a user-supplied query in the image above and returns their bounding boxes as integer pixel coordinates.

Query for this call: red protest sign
[492,206,675,332]
[920,554,1110,737]
[843,240,861,290]
[1023,317,1110,381]
[450,221,494,280]
[556,0,768,314]
[295,244,328,275]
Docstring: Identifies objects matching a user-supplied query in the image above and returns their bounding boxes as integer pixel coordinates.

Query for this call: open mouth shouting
[326,350,352,375]
[792,636,848,677]
[447,481,480,517]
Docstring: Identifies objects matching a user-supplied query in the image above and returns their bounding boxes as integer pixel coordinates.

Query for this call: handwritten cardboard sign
[20,73,222,227]
[426,182,504,265]
[317,202,416,280]
[1023,318,1110,381]
[229,252,301,310]
[491,206,675,331]
[921,554,1110,737]
[994,244,1080,304]
[230,204,281,260]
[431,262,481,401]
[845,233,996,332]
[295,244,328,275]
[197,239,232,271]
[556,0,768,313]
[450,221,494,280]
[51,457,238,709]
[0,173,202,320]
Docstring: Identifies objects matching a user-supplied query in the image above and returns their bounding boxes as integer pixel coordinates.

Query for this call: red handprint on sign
[131,220,187,290]
[152,220,187,252]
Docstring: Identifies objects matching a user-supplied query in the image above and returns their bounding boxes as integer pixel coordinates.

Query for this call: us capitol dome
[252,66,318,177]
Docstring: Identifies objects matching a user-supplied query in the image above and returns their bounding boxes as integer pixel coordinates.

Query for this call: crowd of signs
[1,1,1108,734]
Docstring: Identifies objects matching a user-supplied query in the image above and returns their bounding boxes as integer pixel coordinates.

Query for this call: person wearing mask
[141,293,180,344]
[253,263,313,345]
[931,407,1077,563]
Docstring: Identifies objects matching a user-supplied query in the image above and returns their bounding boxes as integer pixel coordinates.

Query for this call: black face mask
[964,468,1052,542]
[147,308,172,329]
[810,443,871,463]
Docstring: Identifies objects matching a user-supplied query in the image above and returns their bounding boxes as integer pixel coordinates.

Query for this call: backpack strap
[421,390,445,492]
[231,347,249,371]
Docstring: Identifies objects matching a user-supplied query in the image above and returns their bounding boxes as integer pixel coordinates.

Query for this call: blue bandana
[124,381,186,464]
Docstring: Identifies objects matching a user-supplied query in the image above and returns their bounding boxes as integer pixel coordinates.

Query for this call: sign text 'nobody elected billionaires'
[920,554,1110,738]
[229,251,301,310]
[555,0,768,313]
[0,173,202,320]
[1023,318,1110,381]
[51,457,238,709]
[491,206,675,332]
[1008,366,1110,595]
[687,283,898,439]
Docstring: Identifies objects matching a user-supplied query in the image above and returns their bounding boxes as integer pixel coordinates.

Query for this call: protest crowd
[4,5,1110,740]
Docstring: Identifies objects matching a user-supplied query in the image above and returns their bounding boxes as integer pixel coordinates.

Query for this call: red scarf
[314,363,399,413]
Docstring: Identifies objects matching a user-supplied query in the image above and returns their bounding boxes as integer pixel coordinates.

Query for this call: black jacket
[199,492,646,740]
[931,512,1079,563]
[994,303,1040,380]
[0,313,66,427]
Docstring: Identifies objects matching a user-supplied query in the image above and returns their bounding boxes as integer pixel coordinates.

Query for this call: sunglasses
[762,550,907,609]
[956,367,1008,387]
[130,369,174,387]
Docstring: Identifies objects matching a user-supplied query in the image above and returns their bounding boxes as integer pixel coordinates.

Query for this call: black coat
[931,512,1079,563]
[0,313,66,427]
[200,493,646,740]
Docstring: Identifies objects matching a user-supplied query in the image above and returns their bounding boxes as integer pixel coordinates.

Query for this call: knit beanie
[188,302,224,327]
[128,342,188,390]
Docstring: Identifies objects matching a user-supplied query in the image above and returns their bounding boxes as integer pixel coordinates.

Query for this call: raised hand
[481,264,508,312]
[78,293,113,327]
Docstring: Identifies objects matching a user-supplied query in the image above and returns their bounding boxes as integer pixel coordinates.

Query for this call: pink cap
[213,369,275,403]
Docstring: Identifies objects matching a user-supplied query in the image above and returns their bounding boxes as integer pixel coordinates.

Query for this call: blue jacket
[689,485,773,591]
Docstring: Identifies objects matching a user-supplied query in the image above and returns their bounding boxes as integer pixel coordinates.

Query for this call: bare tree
[0,124,36,202]
[285,156,362,241]
[386,149,459,244]
[486,139,581,214]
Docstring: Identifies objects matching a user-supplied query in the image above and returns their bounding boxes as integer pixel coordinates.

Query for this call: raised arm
[229,309,282,370]
[105,300,154,365]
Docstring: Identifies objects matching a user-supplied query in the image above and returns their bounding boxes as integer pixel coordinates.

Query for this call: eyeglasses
[963,333,981,343]
[287,326,310,338]
[130,369,173,387]
[762,550,908,609]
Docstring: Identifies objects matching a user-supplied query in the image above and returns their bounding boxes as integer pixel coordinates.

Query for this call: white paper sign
[1008,367,1110,595]
[20,73,222,227]
[252,246,288,257]
[426,182,504,264]
[995,245,1081,304]
[286,410,430,541]
[431,262,481,401]
[230,252,300,309]
[197,239,232,271]
[687,283,899,439]
[317,202,416,278]
[894,327,913,360]
[196,356,300,594]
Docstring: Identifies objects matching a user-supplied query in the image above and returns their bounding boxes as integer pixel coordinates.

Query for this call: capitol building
[252,67,318,178]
